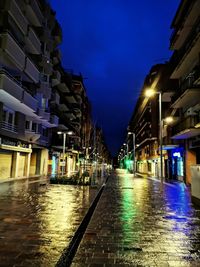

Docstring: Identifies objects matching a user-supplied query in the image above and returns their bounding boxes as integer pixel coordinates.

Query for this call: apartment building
[126,64,177,178]
[169,0,200,184]
[0,0,61,179]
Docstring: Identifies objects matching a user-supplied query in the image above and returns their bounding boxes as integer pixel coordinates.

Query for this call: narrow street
[0,178,100,267]
[72,170,200,267]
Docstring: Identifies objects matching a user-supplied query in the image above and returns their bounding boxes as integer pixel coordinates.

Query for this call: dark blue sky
[50,0,180,156]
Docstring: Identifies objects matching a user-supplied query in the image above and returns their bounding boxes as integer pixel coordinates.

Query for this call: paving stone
[72,170,200,266]
[0,177,103,266]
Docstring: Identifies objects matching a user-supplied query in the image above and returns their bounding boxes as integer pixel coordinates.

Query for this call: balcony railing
[25,0,43,27]
[0,32,26,71]
[37,108,50,121]
[170,0,193,47]
[0,121,17,133]
[171,69,200,104]
[51,70,61,87]
[25,26,41,54]
[0,0,28,34]
[24,57,40,83]
[50,115,59,126]
[172,17,200,67]
[172,116,199,136]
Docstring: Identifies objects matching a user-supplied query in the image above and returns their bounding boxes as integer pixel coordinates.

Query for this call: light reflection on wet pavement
[0,178,99,267]
[72,170,200,267]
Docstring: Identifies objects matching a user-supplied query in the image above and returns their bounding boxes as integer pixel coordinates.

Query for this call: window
[42,127,48,137]
[3,107,15,125]
[32,123,37,132]
[3,110,6,122]
[26,121,30,130]
[41,98,48,110]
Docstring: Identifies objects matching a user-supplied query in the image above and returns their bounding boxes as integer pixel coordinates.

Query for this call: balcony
[51,49,62,65]
[171,73,200,109]
[0,121,17,133]
[34,55,53,75]
[50,91,60,105]
[76,95,82,104]
[25,26,41,54]
[0,70,38,115]
[25,0,43,27]
[51,70,61,87]
[48,10,56,30]
[57,83,70,93]
[0,0,28,34]
[52,21,62,45]
[59,103,69,112]
[25,129,40,142]
[24,57,40,83]
[170,0,200,50]
[171,115,200,139]
[171,18,200,79]
[37,82,51,99]
[0,32,26,71]
[23,90,38,111]
[36,27,50,43]
[37,108,50,121]
[73,108,82,118]
[65,112,76,120]
[65,94,77,104]
[50,115,59,126]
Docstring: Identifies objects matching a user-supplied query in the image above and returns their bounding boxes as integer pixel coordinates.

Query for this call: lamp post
[145,89,163,183]
[57,130,73,176]
[128,131,136,175]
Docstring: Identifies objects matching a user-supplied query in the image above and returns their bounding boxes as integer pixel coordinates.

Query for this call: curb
[55,175,110,267]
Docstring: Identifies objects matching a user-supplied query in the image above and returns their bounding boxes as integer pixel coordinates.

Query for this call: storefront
[0,150,13,179]
[0,137,32,179]
[168,148,184,181]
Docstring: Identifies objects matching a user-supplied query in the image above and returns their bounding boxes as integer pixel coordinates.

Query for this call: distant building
[127,64,173,177]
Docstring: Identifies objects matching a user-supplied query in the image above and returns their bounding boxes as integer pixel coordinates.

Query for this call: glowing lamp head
[67,131,73,135]
[145,88,155,97]
[164,116,173,124]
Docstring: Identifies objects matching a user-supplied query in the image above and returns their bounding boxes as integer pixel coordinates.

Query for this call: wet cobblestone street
[72,170,200,267]
[0,178,99,267]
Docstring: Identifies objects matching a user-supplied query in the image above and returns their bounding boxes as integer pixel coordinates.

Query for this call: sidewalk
[71,171,200,267]
[0,174,107,267]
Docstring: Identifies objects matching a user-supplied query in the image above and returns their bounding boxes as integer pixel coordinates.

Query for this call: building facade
[0,0,111,180]
[169,0,200,184]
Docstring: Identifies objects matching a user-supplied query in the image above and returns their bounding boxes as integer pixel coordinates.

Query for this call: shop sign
[0,137,29,148]
[173,152,181,157]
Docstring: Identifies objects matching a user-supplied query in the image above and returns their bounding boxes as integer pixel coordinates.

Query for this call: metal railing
[172,115,199,136]
[171,66,200,103]
[0,121,17,133]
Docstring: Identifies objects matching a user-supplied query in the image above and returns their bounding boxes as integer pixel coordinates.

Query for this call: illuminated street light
[57,130,75,176]
[164,116,173,124]
[145,88,163,183]
[128,131,136,175]
[145,88,156,97]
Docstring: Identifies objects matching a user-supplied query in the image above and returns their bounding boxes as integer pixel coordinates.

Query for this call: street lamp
[145,88,163,183]
[57,130,74,176]
[128,131,136,175]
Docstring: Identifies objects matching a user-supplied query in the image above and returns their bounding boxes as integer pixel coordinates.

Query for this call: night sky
[50,0,180,156]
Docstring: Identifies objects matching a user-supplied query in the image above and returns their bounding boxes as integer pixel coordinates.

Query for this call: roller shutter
[0,151,12,179]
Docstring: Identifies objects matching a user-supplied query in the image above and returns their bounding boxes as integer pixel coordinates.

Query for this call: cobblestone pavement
[0,176,102,267]
[72,169,200,267]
